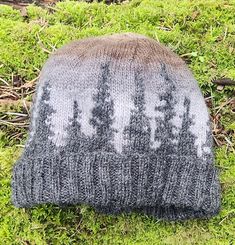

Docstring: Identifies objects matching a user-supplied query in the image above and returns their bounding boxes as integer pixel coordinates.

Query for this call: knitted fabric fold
[11,32,221,220]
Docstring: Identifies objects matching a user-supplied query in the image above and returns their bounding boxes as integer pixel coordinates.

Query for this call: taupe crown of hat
[11,32,221,220]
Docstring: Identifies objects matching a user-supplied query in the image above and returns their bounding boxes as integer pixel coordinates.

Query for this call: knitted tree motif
[65,100,87,153]
[123,70,151,154]
[178,97,198,157]
[154,64,177,155]
[28,81,56,155]
[89,62,116,152]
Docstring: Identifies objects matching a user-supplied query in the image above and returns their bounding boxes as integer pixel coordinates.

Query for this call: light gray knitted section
[11,33,221,221]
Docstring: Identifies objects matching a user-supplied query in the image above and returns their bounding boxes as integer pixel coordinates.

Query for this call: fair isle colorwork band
[11,32,221,221]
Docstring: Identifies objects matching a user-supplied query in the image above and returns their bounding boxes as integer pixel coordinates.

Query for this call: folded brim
[11,151,221,220]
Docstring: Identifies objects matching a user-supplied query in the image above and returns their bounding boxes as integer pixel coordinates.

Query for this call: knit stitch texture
[11,32,221,220]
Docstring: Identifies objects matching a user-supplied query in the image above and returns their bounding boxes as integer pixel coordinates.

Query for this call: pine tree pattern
[120,69,152,204]
[177,97,198,157]
[89,62,117,152]
[23,81,57,202]
[61,100,88,203]
[123,69,152,154]
[154,64,177,155]
[64,100,87,153]
[167,96,199,203]
[27,81,56,155]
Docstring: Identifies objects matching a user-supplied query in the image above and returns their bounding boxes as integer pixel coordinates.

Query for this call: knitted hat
[11,32,221,220]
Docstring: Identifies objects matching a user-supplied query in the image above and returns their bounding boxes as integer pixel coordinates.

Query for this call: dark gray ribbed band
[12,151,220,220]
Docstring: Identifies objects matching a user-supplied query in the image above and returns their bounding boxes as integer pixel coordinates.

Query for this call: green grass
[0,0,235,244]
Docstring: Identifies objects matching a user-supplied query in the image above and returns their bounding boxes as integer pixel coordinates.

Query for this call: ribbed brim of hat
[11,151,220,220]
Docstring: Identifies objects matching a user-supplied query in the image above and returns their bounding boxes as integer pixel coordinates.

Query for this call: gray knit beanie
[11,32,221,220]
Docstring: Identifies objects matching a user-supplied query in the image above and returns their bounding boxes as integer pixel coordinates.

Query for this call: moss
[0,5,22,21]
[0,0,234,244]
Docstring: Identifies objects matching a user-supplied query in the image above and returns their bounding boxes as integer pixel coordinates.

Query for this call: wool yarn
[12,33,221,220]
